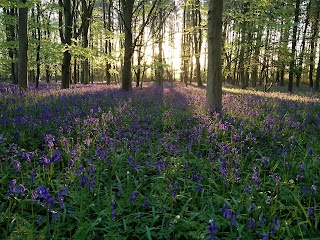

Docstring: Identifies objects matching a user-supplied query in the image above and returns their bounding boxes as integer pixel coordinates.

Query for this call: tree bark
[18,0,28,90]
[288,0,300,92]
[309,6,319,88]
[206,0,223,113]
[60,0,72,89]
[121,0,134,91]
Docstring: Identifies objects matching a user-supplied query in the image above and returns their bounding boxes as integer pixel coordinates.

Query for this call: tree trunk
[315,51,320,91]
[121,0,134,91]
[296,1,310,87]
[35,3,41,89]
[4,7,18,84]
[288,0,300,92]
[81,0,95,85]
[309,6,319,88]
[103,0,112,85]
[192,0,202,86]
[61,0,72,89]
[18,0,28,90]
[206,0,223,113]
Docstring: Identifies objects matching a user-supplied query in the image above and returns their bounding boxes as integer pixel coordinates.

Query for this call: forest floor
[0,81,319,239]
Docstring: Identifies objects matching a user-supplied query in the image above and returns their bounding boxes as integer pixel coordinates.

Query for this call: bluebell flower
[299,163,306,171]
[208,219,216,240]
[273,216,280,228]
[258,232,269,240]
[248,218,255,230]
[130,191,139,203]
[142,199,150,207]
[307,207,314,217]
[12,160,20,171]
[16,185,25,197]
[258,212,266,227]
[196,185,202,192]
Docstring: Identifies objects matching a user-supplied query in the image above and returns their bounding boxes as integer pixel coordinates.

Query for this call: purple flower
[127,156,134,164]
[208,219,216,240]
[12,160,20,171]
[261,157,269,166]
[68,159,74,168]
[50,149,61,163]
[142,199,150,207]
[36,216,43,224]
[51,211,60,222]
[311,184,317,194]
[88,180,95,191]
[130,191,139,203]
[258,233,269,240]
[248,218,255,230]
[79,175,88,188]
[39,156,50,167]
[301,187,309,194]
[299,163,306,171]
[272,173,281,185]
[220,203,232,219]
[44,133,55,149]
[196,185,202,192]
[273,216,280,228]
[16,185,25,197]
[258,212,266,227]
[308,207,314,217]
[173,146,179,156]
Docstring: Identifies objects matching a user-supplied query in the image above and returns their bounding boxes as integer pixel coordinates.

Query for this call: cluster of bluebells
[6,179,25,199]
[31,186,69,222]
[0,83,319,238]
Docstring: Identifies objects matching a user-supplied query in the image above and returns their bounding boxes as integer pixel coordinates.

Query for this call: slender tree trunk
[296,1,310,87]
[18,0,28,90]
[309,7,319,88]
[192,0,202,86]
[288,0,300,92]
[121,0,134,91]
[35,3,41,88]
[4,7,18,84]
[103,0,112,84]
[206,0,223,113]
[315,50,320,91]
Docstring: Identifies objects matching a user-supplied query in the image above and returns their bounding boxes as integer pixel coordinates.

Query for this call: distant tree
[206,0,223,113]
[3,5,18,84]
[18,0,28,90]
[81,0,95,85]
[120,0,158,91]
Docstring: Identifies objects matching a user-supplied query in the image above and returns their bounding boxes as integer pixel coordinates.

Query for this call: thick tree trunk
[61,0,72,89]
[121,0,134,91]
[18,1,28,90]
[288,0,300,92]
[206,0,223,113]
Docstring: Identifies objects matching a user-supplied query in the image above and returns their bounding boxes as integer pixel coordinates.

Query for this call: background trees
[0,0,319,93]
